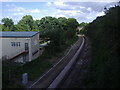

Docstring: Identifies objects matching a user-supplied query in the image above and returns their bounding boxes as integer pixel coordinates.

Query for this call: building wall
[30,33,40,61]
[0,37,30,61]
[0,33,40,63]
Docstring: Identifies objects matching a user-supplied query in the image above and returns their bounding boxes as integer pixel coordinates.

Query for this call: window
[25,43,28,50]
[11,42,14,46]
[11,42,20,47]
[18,42,20,46]
[16,42,18,46]
[13,42,15,46]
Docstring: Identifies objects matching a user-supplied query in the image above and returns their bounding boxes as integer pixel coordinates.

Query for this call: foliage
[16,15,35,31]
[77,22,88,34]
[1,18,14,31]
[37,16,79,54]
[84,5,120,88]
[79,22,88,27]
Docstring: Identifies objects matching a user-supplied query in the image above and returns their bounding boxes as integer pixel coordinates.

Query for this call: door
[25,43,29,51]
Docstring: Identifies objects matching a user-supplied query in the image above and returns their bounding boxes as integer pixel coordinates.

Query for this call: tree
[58,17,67,30]
[66,18,79,29]
[65,18,79,39]
[16,15,34,31]
[79,22,88,27]
[39,16,62,47]
[104,7,108,14]
[39,16,60,31]
[0,24,2,31]
[1,18,14,31]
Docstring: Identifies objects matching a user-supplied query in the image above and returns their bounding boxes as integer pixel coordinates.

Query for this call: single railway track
[28,36,85,89]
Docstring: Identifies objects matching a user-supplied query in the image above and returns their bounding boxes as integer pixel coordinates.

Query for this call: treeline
[79,22,88,27]
[83,5,120,88]
[1,16,79,55]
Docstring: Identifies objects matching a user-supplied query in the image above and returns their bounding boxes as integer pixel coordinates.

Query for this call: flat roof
[0,31,39,38]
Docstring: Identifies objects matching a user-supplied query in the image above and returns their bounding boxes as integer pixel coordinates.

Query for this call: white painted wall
[30,34,40,61]
[0,37,30,60]
[28,33,40,62]
[0,33,40,63]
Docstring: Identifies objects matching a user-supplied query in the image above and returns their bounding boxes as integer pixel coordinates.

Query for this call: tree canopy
[79,22,88,27]
[16,15,34,31]
[1,18,14,31]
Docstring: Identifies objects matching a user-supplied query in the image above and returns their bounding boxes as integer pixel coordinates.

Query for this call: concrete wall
[0,37,30,60]
[0,33,40,63]
[29,33,40,61]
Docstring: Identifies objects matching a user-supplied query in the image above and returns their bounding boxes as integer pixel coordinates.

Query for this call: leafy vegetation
[79,22,88,27]
[1,18,14,31]
[76,22,88,34]
[82,5,120,88]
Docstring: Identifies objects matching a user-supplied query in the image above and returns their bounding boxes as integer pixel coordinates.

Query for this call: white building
[0,31,40,63]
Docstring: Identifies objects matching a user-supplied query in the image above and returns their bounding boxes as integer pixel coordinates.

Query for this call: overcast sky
[0,0,118,24]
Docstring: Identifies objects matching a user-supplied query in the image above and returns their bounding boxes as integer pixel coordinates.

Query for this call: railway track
[28,36,85,89]
[60,37,91,88]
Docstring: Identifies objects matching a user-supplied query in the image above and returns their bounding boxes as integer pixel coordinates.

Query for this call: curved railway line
[28,36,85,89]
